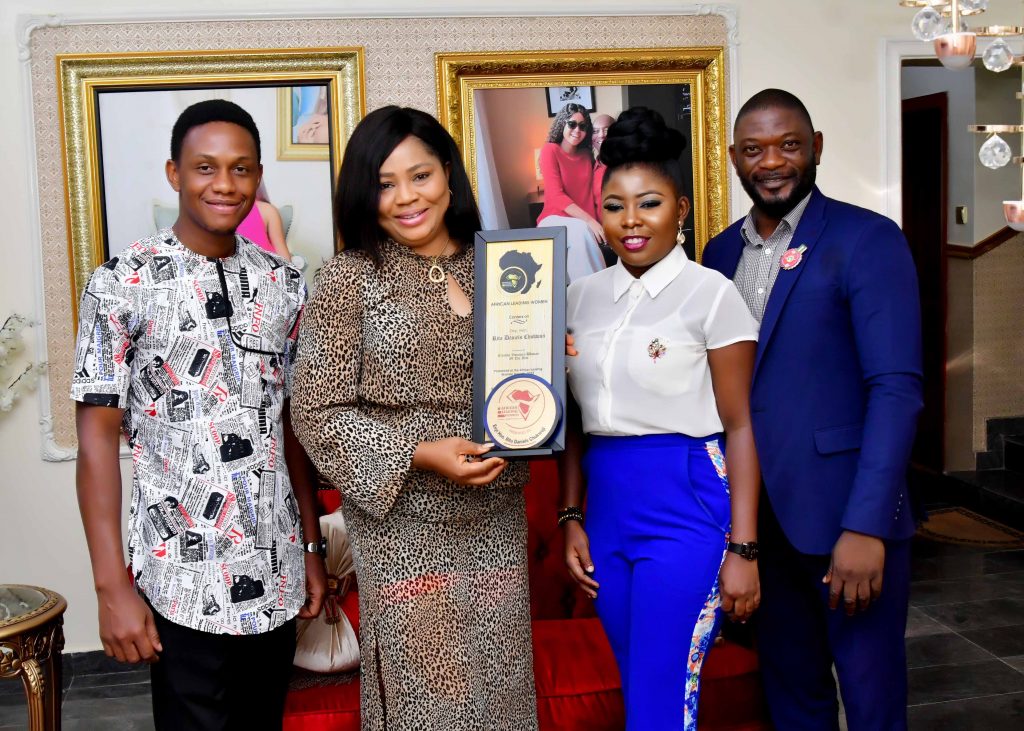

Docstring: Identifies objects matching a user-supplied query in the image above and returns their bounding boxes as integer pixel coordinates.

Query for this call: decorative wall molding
[884,38,932,227]
[17,5,737,460]
[947,226,1020,259]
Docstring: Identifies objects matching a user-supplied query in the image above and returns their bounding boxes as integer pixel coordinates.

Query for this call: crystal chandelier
[902,0,1024,229]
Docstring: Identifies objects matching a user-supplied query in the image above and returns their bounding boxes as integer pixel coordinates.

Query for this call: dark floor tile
[71,669,150,689]
[64,679,151,702]
[908,549,1024,581]
[911,539,992,559]
[960,625,1024,658]
[911,552,987,581]
[908,691,1024,729]
[920,597,1024,631]
[0,703,26,728]
[906,632,993,669]
[68,651,146,676]
[911,572,1024,607]
[987,550,1024,574]
[905,607,954,638]
[62,695,153,720]
[1005,655,1024,673]
[0,693,26,708]
[64,714,155,731]
[908,659,1024,705]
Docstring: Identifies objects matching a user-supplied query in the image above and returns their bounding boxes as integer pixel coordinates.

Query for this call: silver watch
[303,537,327,557]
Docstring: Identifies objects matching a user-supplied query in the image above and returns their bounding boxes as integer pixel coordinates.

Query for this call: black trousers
[149,610,296,731]
[755,494,910,731]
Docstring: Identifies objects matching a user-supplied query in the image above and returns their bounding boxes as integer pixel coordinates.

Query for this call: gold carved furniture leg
[0,587,68,731]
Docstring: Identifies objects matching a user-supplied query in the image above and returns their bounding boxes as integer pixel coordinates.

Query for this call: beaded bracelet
[557,506,585,527]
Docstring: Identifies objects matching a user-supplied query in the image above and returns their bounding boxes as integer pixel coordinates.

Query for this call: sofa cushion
[283,674,359,731]
[524,460,596,620]
[532,618,625,730]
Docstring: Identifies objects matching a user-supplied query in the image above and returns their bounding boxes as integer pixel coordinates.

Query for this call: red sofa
[283,460,771,730]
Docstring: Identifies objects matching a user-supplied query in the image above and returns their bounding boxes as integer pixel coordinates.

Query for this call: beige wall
[946,256,975,471]
[3,0,1021,652]
[972,235,1024,453]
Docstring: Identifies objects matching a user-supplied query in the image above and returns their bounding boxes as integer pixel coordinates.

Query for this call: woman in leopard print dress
[291,107,537,730]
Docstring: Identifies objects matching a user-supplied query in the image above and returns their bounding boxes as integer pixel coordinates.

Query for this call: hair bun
[599,106,686,167]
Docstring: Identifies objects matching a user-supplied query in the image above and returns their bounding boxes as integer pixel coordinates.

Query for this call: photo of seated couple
[70,85,921,731]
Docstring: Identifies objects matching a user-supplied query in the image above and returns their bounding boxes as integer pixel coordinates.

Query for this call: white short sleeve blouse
[567,245,758,437]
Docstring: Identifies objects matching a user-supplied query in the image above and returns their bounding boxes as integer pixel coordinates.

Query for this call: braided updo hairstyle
[598,106,688,195]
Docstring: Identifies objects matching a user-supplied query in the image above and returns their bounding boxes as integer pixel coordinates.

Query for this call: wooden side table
[0,585,67,731]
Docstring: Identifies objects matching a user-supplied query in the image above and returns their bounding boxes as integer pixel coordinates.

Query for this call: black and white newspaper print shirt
[71,230,308,635]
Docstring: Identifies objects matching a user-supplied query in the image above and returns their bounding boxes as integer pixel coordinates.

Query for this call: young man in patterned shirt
[72,99,326,729]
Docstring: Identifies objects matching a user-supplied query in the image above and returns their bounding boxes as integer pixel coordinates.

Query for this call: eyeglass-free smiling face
[166,121,262,257]
[729,105,822,223]
[376,135,452,255]
[561,112,590,153]
[601,164,690,278]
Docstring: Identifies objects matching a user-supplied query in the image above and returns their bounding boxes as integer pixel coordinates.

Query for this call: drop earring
[676,223,686,246]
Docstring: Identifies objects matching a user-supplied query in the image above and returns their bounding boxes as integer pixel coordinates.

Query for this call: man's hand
[566,332,578,358]
[97,583,162,664]
[299,552,328,619]
[823,530,885,615]
[719,553,760,623]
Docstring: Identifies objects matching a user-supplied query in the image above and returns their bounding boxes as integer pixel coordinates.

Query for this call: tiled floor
[2,538,1022,729]
[0,651,153,730]
[903,538,1024,728]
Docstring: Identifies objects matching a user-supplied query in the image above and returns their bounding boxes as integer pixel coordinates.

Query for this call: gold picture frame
[436,48,728,261]
[57,47,365,325]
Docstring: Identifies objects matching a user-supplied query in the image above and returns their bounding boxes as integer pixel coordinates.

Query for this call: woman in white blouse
[559,107,761,731]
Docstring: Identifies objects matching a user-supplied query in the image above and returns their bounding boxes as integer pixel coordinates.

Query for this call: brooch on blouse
[779,244,808,270]
[647,338,667,363]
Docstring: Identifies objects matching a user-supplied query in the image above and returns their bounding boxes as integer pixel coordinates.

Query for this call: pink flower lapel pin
[647,338,666,363]
[779,244,808,270]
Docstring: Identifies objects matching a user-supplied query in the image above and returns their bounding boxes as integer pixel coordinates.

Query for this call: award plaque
[472,227,567,457]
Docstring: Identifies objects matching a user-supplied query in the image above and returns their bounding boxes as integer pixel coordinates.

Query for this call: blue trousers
[757,494,911,731]
[584,433,731,731]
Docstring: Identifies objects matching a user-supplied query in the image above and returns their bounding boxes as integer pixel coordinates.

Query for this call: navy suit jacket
[703,188,923,554]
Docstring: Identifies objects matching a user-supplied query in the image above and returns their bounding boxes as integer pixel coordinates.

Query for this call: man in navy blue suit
[703,89,923,730]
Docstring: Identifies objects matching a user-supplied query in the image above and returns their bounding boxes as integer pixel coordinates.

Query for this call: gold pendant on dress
[428,263,446,283]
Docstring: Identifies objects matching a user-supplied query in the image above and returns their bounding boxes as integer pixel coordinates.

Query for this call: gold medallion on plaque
[484,374,561,450]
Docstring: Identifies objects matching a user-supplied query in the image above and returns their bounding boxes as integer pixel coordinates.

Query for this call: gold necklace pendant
[427,237,451,284]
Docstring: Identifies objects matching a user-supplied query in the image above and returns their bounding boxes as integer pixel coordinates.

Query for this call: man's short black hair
[734,89,815,134]
[170,99,261,162]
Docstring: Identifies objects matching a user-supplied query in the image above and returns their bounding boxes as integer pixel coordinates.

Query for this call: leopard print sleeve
[290,253,419,519]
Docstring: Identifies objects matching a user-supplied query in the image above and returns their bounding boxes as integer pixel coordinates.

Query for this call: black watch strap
[727,541,759,561]
[304,537,327,557]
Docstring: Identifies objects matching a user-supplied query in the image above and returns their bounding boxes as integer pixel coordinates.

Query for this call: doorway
[901,91,948,473]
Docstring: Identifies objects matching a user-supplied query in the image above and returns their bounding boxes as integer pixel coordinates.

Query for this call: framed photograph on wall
[277,85,332,160]
[545,85,595,116]
[435,48,728,262]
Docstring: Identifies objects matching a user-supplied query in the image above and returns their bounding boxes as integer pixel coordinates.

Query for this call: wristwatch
[726,541,759,561]
[303,537,327,557]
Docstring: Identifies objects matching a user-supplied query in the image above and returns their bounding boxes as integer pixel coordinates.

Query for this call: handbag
[293,508,360,673]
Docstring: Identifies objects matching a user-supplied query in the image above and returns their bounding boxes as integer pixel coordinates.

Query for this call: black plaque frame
[472,227,567,458]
